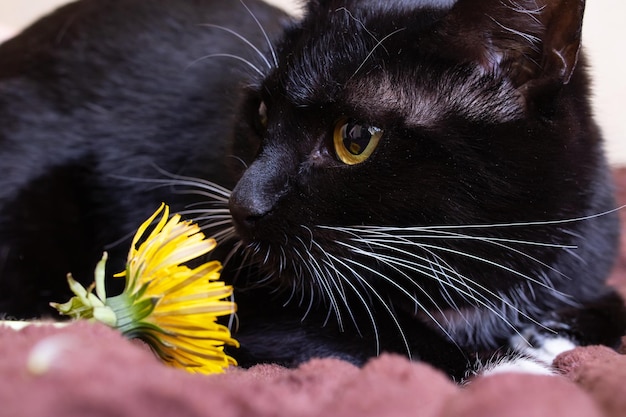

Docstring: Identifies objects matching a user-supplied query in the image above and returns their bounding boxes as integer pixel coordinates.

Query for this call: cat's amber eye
[333,118,383,165]
[258,101,268,128]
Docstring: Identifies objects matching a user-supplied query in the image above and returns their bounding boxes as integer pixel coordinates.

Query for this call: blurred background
[0,0,623,165]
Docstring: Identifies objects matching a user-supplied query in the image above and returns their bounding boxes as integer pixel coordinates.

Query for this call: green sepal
[105,292,159,335]
[93,305,118,327]
[94,252,108,301]
[49,259,117,327]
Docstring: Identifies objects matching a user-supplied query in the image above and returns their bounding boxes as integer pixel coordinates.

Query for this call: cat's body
[1,0,625,379]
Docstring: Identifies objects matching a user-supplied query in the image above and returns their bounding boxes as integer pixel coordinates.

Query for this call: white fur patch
[481,356,555,377]
[475,331,577,379]
[509,331,577,364]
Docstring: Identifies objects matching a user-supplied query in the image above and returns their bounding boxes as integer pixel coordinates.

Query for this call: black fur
[1,0,624,380]
[0,0,287,316]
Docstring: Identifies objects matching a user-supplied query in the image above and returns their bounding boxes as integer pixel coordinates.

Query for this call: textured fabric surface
[1,322,623,417]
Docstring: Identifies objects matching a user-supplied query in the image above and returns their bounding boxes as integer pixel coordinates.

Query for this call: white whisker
[487,15,541,51]
[185,53,265,76]
[232,202,620,360]
[325,225,570,298]
[341,254,459,351]
[412,206,625,230]
[199,23,273,69]
[350,27,406,79]
[327,253,410,358]
[320,257,366,338]
[239,0,279,67]
[293,242,344,330]
[502,0,546,24]
[341,236,556,330]
[351,228,574,285]
[336,7,389,55]
[327,229,551,342]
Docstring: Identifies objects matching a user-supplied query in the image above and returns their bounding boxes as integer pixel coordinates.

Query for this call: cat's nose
[229,159,284,241]
[228,191,271,241]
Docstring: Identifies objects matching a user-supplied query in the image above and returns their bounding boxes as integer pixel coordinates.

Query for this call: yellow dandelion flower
[51,203,239,374]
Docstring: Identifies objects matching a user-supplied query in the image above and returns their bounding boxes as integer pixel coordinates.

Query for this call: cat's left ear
[440,0,585,88]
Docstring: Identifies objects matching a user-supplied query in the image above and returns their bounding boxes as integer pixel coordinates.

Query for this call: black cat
[1,0,624,380]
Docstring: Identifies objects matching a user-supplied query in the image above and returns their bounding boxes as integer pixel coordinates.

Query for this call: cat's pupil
[333,119,383,165]
[342,123,373,155]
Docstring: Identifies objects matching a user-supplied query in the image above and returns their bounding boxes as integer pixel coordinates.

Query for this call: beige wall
[0,1,623,165]
[583,3,626,167]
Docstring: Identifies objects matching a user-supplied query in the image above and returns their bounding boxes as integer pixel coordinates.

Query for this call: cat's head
[227,0,615,340]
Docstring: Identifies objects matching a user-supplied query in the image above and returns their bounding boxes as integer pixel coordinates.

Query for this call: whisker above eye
[335,7,391,56]
[185,53,265,77]
[238,0,279,68]
[199,23,274,70]
[350,27,406,80]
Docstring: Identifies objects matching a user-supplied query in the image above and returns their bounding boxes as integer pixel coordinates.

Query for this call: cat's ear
[440,0,585,88]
